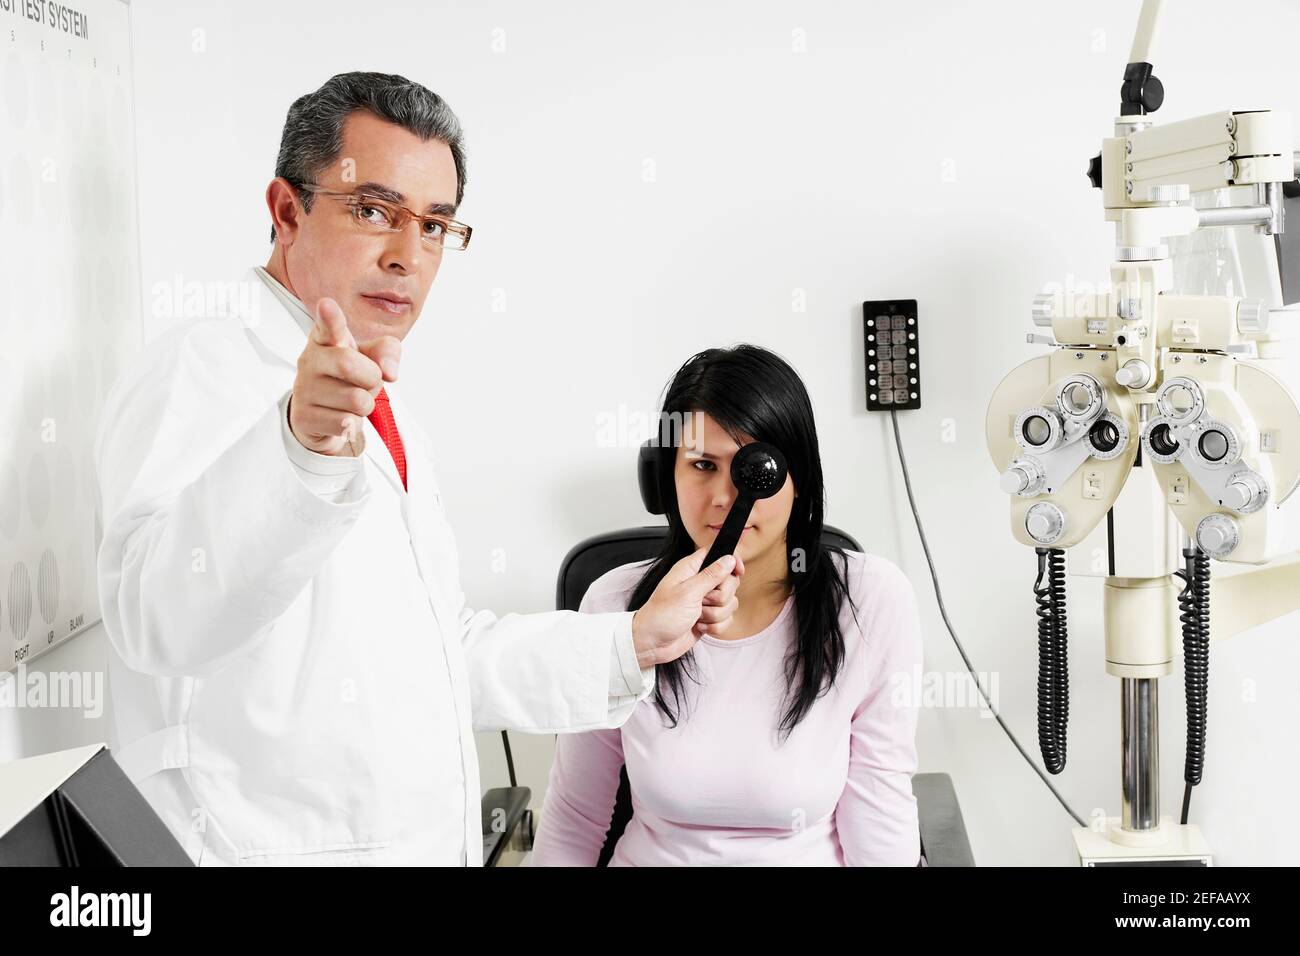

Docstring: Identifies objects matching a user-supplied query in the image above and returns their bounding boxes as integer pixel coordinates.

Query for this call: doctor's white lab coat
[94,265,652,866]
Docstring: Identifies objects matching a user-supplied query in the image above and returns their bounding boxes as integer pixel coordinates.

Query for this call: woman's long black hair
[628,344,857,740]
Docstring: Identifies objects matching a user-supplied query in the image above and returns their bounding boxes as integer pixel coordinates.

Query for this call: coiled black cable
[1177,546,1211,825]
[1033,547,1069,774]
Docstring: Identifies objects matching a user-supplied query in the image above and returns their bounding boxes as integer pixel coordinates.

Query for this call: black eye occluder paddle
[701,442,789,569]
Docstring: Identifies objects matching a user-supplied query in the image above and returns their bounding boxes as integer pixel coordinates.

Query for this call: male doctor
[94,72,742,866]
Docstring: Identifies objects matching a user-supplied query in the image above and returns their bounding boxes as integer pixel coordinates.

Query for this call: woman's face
[673,412,795,570]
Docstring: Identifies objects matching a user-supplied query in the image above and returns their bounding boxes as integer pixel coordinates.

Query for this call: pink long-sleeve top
[531,549,924,866]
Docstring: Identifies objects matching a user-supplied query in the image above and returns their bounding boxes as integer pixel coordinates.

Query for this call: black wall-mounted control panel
[864,299,921,411]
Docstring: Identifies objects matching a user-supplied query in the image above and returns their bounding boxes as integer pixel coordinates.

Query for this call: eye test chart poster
[0,0,140,672]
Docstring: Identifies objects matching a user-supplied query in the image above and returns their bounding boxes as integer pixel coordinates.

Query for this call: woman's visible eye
[691,460,716,472]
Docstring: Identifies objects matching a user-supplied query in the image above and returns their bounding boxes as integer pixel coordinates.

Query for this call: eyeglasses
[297,184,472,251]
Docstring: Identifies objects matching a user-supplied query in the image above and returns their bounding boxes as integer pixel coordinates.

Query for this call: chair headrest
[638,440,665,515]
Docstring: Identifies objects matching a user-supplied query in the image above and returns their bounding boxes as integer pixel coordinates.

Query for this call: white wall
[9,0,1300,865]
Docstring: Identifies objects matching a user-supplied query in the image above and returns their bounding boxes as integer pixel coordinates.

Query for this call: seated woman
[531,344,924,866]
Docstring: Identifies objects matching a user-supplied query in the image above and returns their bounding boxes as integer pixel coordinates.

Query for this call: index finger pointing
[313,297,357,349]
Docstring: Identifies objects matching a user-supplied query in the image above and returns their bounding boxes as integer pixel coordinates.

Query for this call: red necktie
[367,387,408,491]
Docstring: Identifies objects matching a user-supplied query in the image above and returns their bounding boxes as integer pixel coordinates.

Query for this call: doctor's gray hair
[270,71,467,243]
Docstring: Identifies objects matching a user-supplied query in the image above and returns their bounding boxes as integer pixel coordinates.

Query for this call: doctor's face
[270,109,460,344]
[673,413,795,573]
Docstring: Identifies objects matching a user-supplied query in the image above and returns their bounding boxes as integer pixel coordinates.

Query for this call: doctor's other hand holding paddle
[288,296,402,456]
[633,547,745,666]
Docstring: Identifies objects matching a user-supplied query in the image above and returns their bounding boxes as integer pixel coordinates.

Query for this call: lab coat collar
[241,265,409,496]
[242,265,313,367]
